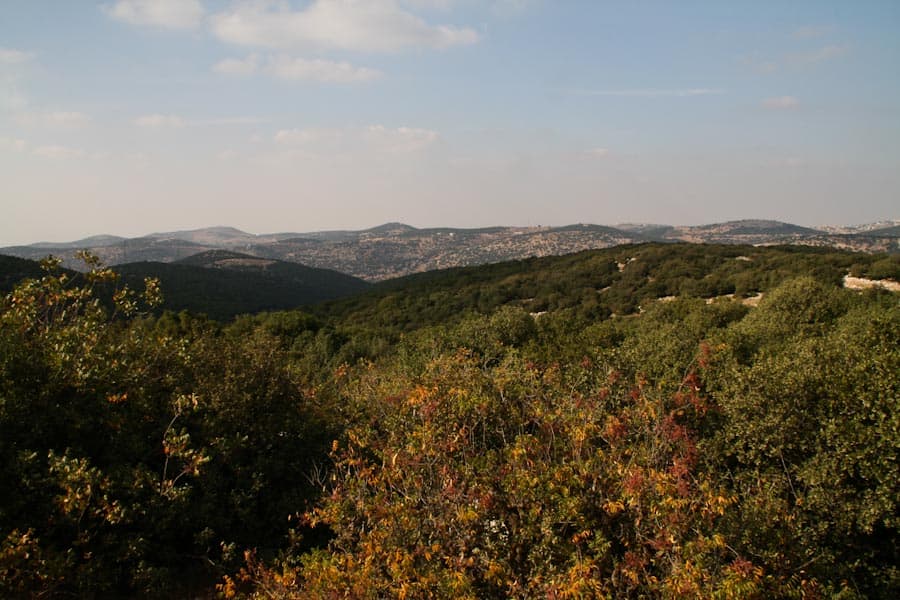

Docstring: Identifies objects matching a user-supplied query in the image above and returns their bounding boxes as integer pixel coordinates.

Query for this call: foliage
[0,245,897,598]
[703,284,900,596]
[237,352,761,598]
[0,257,335,596]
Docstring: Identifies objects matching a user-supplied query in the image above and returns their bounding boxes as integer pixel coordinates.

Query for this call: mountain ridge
[3,219,896,281]
[8,218,893,248]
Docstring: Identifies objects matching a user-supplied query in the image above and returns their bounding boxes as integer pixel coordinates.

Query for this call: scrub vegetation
[1,244,897,598]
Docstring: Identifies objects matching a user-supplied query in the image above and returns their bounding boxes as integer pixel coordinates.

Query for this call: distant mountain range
[2,219,897,281]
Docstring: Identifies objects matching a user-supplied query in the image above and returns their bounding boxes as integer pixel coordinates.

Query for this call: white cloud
[134,114,186,128]
[787,44,849,67]
[0,48,34,64]
[273,124,438,154]
[265,55,382,82]
[32,144,85,159]
[745,44,848,74]
[274,127,345,145]
[15,111,91,128]
[44,111,90,126]
[402,0,538,15]
[1,48,32,111]
[363,125,439,153]
[402,0,456,9]
[210,0,479,53]
[213,54,261,76]
[106,0,205,30]
[762,96,799,110]
[585,147,609,158]
[134,114,263,128]
[740,52,778,74]
[0,137,27,152]
[0,85,29,111]
[203,116,266,126]
[572,88,725,98]
[215,53,382,83]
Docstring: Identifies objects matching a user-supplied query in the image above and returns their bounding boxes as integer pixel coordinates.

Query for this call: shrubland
[0,244,897,598]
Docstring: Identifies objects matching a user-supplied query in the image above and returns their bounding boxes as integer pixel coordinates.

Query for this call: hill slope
[114,252,369,320]
[312,243,898,334]
[0,254,51,292]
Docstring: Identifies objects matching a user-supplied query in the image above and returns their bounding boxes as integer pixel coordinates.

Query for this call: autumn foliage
[274,352,758,599]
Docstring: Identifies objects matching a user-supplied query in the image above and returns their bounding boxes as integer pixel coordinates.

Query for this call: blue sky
[1,0,898,244]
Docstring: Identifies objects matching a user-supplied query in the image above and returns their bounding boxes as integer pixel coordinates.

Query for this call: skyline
[2,1,899,246]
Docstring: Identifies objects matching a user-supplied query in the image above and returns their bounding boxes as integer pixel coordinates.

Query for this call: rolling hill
[0,252,369,321]
[114,251,369,320]
[1,219,896,281]
[309,242,899,335]
[0,254,52,292]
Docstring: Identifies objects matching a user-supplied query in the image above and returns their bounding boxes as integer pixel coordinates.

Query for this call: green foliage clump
[0,257,336,597]
[704,285,900,596]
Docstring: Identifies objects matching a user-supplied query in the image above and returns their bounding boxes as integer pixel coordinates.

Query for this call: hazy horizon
[3,1,899,246]
[8,216,900,249]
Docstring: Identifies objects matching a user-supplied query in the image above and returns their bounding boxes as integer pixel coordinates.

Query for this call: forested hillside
[314,242,899,335]
[0,255,47,292]
[0,252,371,322]
[115,251,370,320]
[1,245,898,598]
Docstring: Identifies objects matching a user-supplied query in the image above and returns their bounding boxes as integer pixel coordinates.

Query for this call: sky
[1,0,899,245]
